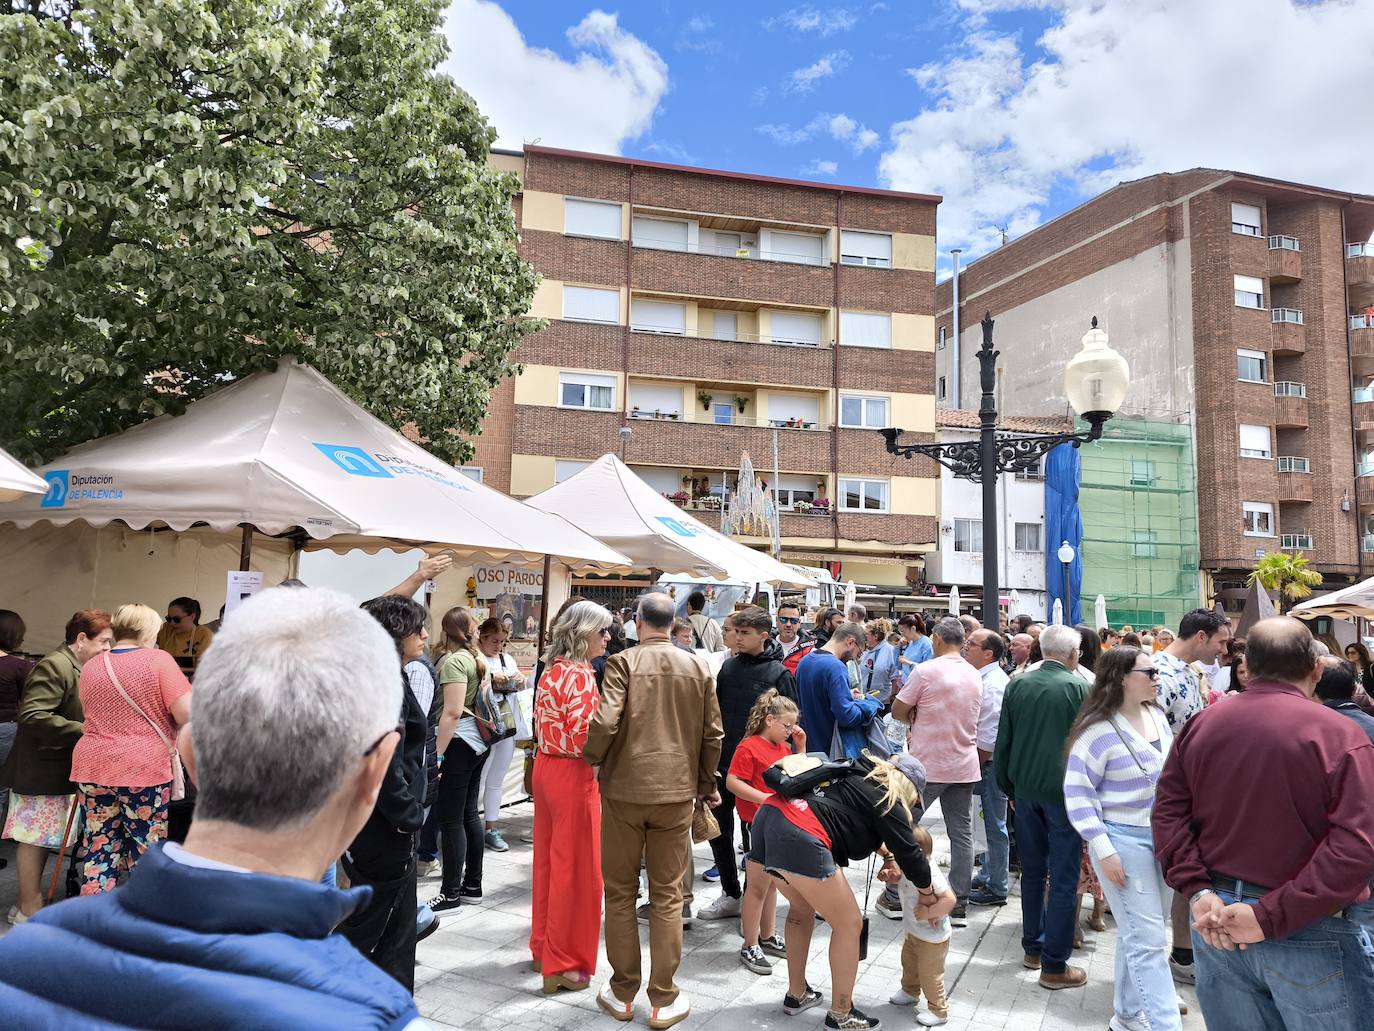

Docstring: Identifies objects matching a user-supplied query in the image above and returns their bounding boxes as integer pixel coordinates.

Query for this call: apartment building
[470,146,941,589]
[933,169,1374,609]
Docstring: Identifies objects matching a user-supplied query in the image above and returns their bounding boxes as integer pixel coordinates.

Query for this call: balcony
[1271,310,1306,355]
[1273,382,1308,428]
[1353,321,1374,372]
[631,240,833,307]
[1356,397,1374,438]
[1268,235,1302,283]
[1275,460,1313,503]
[1364,534,1374,554]
[627,325,834,386]
[621,415,831,472]
[1280,533,1313,551]
[1350,243,1374,289]
[1360,476,1374,508]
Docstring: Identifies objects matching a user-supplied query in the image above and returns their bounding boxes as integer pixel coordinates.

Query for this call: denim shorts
[748,804,837,882]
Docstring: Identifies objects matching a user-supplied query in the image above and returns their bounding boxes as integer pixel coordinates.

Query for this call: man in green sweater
[994,623,1089,991]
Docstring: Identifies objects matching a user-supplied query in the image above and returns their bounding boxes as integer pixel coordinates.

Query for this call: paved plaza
[0,798,1204,1030]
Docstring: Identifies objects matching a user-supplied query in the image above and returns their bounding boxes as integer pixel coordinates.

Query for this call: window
[629,466,683,495]
[1231,202,1262,237]
[564,198,621,239]
[712,402,734,425]
[769,311,823,346]
[839,394,889,429]
[708,231,742,257]
[839,478,889,512]
[937,326,946,350]
[937,376,947,401]
[1239,423,1272,459]
[1130,460,1156,486]
[767,393,821,428]
[839,311,892,348]
[562,285,619,324]
[554,460,591,483]
[953,518,983,553]
[1015,456,1044,480]
[457,467,483,482]
[1236,348,1267,383]
[1243,501,1275,537]
[840,230,893,268]
[631,215,689,251]
[1132,530,1159,558]
[764,229,826,265]
[630,298,686,335]
[1234,274,1264,309]
[559,372,616,411]
[628,382,682,419]
[774,473,818,510]
[1013,522,1042,552]
[713,312,738,341]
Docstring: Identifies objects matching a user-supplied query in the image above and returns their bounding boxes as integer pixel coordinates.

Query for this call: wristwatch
[1189,888,1215,905]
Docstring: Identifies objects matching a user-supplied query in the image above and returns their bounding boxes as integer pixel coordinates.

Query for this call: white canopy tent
[0,446,48,502]
[527,455,814,589]
[1290,576,1374,621]
[0,358,629,650]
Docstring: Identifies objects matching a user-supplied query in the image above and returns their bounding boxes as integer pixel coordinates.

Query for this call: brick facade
[934,167,1374,590]
[477,147,940,571]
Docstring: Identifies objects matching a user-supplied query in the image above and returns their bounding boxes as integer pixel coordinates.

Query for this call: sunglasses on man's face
[778,616,801,625]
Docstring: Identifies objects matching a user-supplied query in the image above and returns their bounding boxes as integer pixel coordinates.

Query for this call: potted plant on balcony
[734,394,749,414]
[666,490,689,506]
[813,498,831,513]
[697,390,712,411]
[794,500,813,513]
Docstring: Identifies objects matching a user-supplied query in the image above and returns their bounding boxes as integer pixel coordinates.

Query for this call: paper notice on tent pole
[225,570,265,615]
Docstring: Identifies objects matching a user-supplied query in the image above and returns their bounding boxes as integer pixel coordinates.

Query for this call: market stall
[0,445,48,501]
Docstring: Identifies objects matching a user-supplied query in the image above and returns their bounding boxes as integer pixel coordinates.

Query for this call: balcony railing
[1277,456,1310,473]
[627,409,685,422]
[1349,243,1374,258]
[1274,381,1307,398]
[651,412,829,431]
[1271,308,1305,325]
[1352,315,1373,331]
[1268,235,1301,251]
[632,236,828,267]
[1280,533,1313,551]
[1364,534,1374,553]
[1356,385,1374,404]
[629,324,831,348]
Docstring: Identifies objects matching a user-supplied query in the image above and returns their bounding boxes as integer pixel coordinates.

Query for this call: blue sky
[444,1,1374,274]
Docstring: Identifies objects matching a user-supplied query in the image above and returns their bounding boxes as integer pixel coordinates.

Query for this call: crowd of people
[1,579,1373,1031]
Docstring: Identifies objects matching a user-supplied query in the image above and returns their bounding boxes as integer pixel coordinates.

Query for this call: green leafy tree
[0,0,538,465]
[1247,551,1323,614]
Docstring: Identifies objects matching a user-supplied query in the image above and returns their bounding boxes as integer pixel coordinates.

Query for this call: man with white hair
[0,587,425,1027]
[993,623,1090,991]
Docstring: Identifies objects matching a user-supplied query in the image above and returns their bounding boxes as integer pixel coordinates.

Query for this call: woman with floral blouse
[528,600,613,995]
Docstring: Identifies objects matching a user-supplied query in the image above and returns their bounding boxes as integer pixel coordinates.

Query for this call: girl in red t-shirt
[726,689,805,975]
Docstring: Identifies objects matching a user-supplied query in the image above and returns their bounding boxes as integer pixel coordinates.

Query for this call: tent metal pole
[238,524,253,572]
[536,554,553,649]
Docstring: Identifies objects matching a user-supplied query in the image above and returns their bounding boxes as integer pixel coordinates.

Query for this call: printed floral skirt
[3,791,78,849]
[77,782,170,895]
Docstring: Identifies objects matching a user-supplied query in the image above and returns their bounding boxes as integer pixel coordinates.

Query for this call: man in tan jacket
[584,590,724,1030]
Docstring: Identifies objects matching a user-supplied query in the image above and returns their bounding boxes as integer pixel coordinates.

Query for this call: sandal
[542,972,591,994]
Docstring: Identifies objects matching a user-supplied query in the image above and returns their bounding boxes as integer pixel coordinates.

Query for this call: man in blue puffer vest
[0,587,427,1030]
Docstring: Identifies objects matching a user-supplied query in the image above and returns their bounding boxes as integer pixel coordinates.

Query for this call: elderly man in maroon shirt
[1152,617,1374,1031]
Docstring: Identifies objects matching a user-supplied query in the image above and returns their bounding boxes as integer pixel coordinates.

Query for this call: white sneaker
[1169,956,1196,986]
[1109,1015,1149,1031]
[6,906,30,926]
[915,1011,948,1027]
[697,893,742,920]
[648,993,691,1030]
[888,989,919,1006]
[597,984,634,1022]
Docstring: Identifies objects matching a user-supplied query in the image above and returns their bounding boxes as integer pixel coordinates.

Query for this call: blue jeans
[1090,823,1180,1030]
[1014,798,1082,973]
[974,761,1009,897]
[1193,887,1374,1031]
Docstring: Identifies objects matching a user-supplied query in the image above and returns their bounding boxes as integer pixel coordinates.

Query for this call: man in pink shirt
[890,616,982,925]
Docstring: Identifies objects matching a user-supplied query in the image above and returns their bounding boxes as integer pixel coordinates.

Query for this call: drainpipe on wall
[622,165,635,449]
[831,191,843,552]
[951,249,963,408]
[1342,200,1363,585]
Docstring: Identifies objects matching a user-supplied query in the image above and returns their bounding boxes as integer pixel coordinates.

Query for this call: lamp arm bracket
[880,415,1107,484]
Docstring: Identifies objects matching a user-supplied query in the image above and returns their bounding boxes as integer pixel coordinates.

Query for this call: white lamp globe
[1057,541,1075,565]
[1064,317,1130,419]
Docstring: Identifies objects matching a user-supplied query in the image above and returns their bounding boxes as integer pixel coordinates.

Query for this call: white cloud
[827,113,857,138]
[786,50,850,92]
[854,128,880,151]
[880,0,1374,268]
[678,14,720,53]
[766,7,859,35]
[802,159,840,177]
[757,123,815,146]
[441,1,668,154]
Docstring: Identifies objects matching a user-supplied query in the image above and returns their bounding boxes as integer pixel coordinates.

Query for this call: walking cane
[47,797,80,903]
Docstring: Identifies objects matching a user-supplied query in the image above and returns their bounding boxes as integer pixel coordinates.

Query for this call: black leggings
[437,737,488,897]
[708,777,742,898]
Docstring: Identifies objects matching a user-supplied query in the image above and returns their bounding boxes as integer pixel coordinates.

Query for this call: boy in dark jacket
[341,596,430,991]
[697,606,798,920]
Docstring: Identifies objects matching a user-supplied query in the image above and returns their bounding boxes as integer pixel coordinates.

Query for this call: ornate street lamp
[881,312,1129,624]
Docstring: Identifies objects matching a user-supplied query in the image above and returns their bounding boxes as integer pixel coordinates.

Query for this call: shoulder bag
[102,652,186,801]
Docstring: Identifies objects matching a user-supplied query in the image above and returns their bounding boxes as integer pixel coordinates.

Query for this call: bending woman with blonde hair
[427,606,489,913]
[749,750,955,1030]
[529,600,612,994]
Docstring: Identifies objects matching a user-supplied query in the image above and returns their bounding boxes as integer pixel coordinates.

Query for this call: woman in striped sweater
[1064,646,1181,1031]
